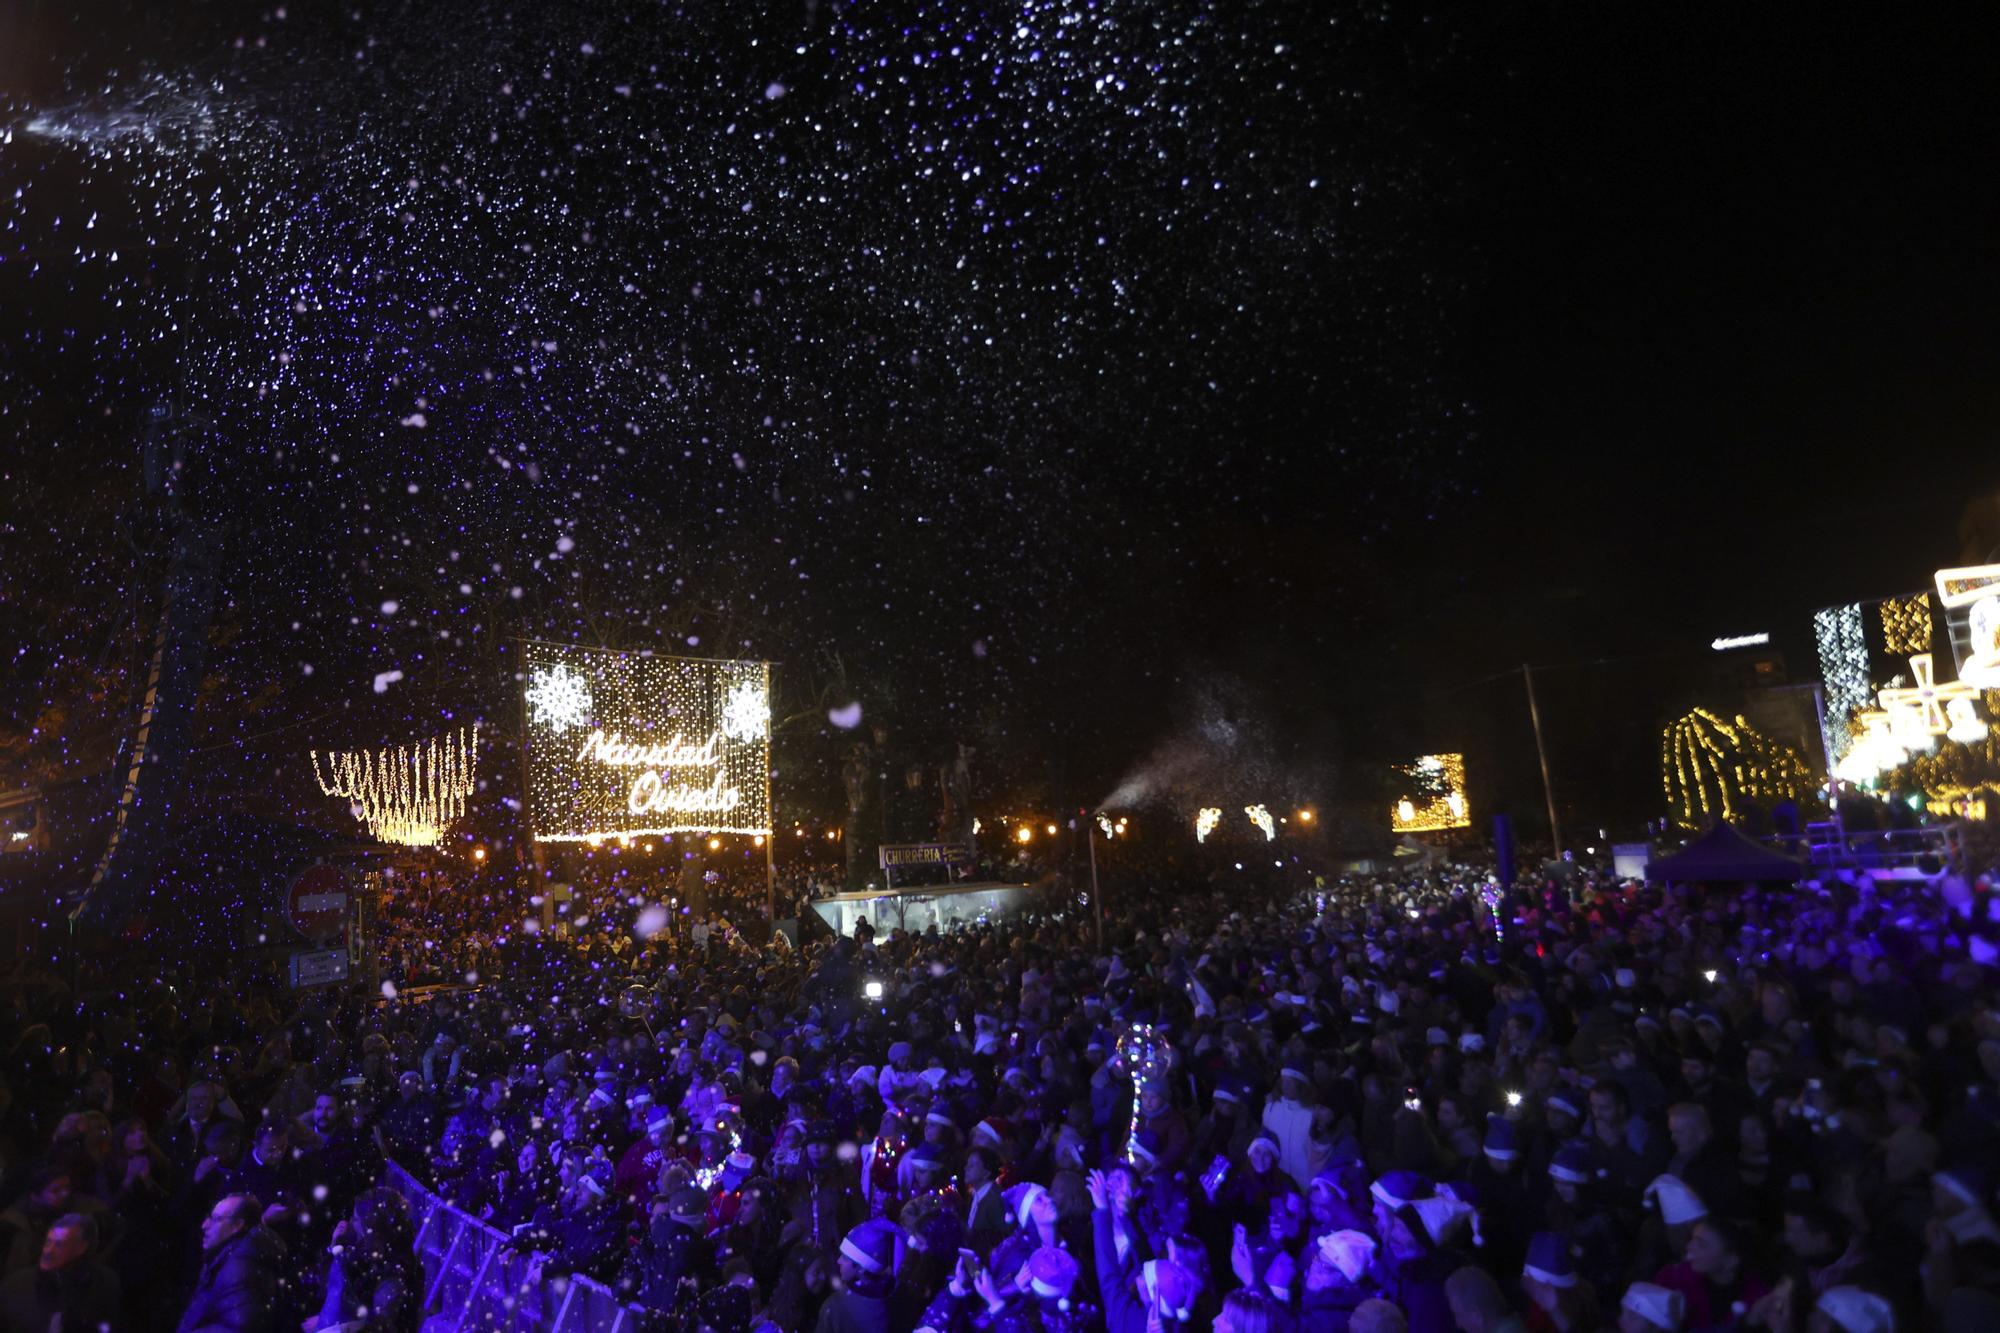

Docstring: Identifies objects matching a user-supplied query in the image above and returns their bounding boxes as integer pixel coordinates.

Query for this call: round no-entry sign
[287,864,351,940]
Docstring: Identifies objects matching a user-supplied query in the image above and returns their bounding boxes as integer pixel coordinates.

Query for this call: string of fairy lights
[1659,709,1812,829]
[1881,594,1933,658]
[311,725,480,847]
[1814,602,1870,761]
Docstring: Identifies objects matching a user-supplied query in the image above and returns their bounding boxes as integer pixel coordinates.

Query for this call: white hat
[1644,1174,1708,1226]
[1316,1229,1376,1283]
[1620,1281,1685,1331]
[1816,1286,1895,1333]
[1411,1195,1472,1244]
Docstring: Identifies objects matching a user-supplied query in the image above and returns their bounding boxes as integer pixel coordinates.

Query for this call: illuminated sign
[1390,754,1470,833]
[878,843,973,869]
[523,642,771,841]
[1710,633,1770,651]
[1935,564,2000,687]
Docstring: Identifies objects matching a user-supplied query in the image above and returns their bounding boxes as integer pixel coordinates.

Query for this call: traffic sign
[289,948,349,989]
[286,864,350,940]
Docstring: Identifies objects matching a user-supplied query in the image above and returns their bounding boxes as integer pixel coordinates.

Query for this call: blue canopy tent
[1645,821,1803,884]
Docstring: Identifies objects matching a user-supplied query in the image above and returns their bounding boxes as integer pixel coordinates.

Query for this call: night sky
[3,2,1998,843]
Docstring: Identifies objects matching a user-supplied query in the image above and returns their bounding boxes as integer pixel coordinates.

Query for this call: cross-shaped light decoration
[1879,654,1977,735]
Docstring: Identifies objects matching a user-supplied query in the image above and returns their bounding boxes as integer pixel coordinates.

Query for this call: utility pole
[1087,816,1104,953]
[1523,663,1562,860]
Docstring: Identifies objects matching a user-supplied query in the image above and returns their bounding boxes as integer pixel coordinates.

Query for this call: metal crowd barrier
[384,1162,643,1333]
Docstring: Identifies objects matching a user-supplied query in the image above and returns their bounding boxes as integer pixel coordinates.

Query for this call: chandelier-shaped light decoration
[312,724,480,847]
[1245,803,1276,841]
[1194,807,1222,843]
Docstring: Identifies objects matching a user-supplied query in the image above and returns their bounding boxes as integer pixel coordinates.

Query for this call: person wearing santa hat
[1616,1280,1685,1332]
[1369,1186,1471,1333]
[1811,1285,1895,1333]
[819,1218,899,1333]
[1301,1229,1382,1332]
[1263,1066,1321,1191]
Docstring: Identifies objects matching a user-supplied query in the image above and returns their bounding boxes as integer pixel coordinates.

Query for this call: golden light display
[1389,754,1470,833]
[1194,807,1222,843]
[1244,804,1276,841]
[312,725,480,848]
[1659,709,1813,828]
[522,642,771,842]
[1880,594,1933,658]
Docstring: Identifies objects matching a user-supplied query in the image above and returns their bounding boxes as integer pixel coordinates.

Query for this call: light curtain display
[312,725,479,847]
[523,641,771,842]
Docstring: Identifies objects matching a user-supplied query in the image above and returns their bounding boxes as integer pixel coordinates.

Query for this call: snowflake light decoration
[527,665,593,732]
[720,682,770,743]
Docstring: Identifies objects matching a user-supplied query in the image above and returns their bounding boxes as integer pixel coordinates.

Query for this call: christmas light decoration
[1814,603,1869,760]
[1097,815,1116,840]
[1881,595,1933,658]
[1244,804,1276,841]
[1935,564,2000,688]
[1660,709,1814,828]
[526,663,594,732]
[1389,754,1470,832]
[523,642,771,842]
[311,725,480,847]
[1879,654,1976,736]
[721,682,770,743]
[1195,807,1221,843]
[1116,1023,1171,1165]
[1946,697,1989,745]
[1834,709,1907,785]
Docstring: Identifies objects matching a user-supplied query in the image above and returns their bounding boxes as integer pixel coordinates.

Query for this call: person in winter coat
[303,1189,421,1333]
[1264,1069,1321,1191]
[0,1213,121,1333]
[816,1219,898,1333]
[1089,1170,1199,1333]
[620,1187,713,1313]
[1370,1191,1472,1333]
[178,1194,289,1333]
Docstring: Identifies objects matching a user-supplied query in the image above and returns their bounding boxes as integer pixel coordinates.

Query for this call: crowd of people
[0,846,1996,1333]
